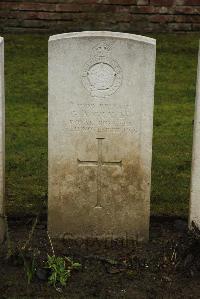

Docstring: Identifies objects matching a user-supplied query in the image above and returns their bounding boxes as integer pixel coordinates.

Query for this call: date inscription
[66,102,137,134]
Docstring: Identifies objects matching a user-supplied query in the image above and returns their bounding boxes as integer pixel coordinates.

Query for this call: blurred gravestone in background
[0,37,5,244]
[190,41,200,230]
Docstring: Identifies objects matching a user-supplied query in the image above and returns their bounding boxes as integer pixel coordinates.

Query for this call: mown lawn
[3,33,199,217]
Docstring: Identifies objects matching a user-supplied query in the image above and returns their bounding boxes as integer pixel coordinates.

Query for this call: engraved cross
[77,138,122,208]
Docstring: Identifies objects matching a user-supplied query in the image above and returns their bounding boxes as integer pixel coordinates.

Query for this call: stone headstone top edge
[49,31,156,46]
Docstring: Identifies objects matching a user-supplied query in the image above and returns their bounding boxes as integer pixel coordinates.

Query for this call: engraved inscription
[77,138,122,208]
[82,42,122,98]
[66,102,137,134]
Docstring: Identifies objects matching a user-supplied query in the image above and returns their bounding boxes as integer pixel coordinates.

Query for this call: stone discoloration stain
[49,145,150,240]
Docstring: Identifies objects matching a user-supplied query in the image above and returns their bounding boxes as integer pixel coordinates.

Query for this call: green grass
[151,33,198,216]
[5,35,48,215]
[4,33,199,217]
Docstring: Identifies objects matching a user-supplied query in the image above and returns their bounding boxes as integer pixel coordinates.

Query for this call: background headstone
[48,32,156,241]
[189,41,200,229]
[0,37,5,244]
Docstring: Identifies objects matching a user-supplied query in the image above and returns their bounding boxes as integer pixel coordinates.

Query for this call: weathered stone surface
[0,37,5,244]
[48,31,156,241]
[190,41,200,230]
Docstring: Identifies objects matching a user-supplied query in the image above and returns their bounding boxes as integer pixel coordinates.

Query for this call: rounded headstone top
[49,31,156,46]
[0,37,3,44]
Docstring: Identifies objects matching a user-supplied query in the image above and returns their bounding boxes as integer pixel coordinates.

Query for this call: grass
[151,33,198,216]
[3,33,199,217]
[5,35,48,215]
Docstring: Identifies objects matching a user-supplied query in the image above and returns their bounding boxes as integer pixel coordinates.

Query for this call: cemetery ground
[0,33,200,297]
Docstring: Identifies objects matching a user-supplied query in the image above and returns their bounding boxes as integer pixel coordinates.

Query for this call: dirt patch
[1,216,200,298]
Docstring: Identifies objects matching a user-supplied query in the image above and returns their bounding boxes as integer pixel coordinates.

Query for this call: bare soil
[1,216,200,298]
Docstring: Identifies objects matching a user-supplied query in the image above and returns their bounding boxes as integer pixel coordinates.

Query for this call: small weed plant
[46,255,70,287]
[4,216,81,288]
[5,215,38,285]
[21,251,36,284]
[46,232,81,287]
[46,255,81,287]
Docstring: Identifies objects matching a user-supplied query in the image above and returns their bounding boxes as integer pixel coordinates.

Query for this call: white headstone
[48,32,156,241]
[189,42,200,229]
[0,37,5,244]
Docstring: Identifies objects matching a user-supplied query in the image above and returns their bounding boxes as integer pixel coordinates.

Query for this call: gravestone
[48,32,156,241]
[190,41,200,229]
[0,37,5,244]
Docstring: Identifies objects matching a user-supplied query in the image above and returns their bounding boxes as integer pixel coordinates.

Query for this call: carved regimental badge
[82,42,122,98]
